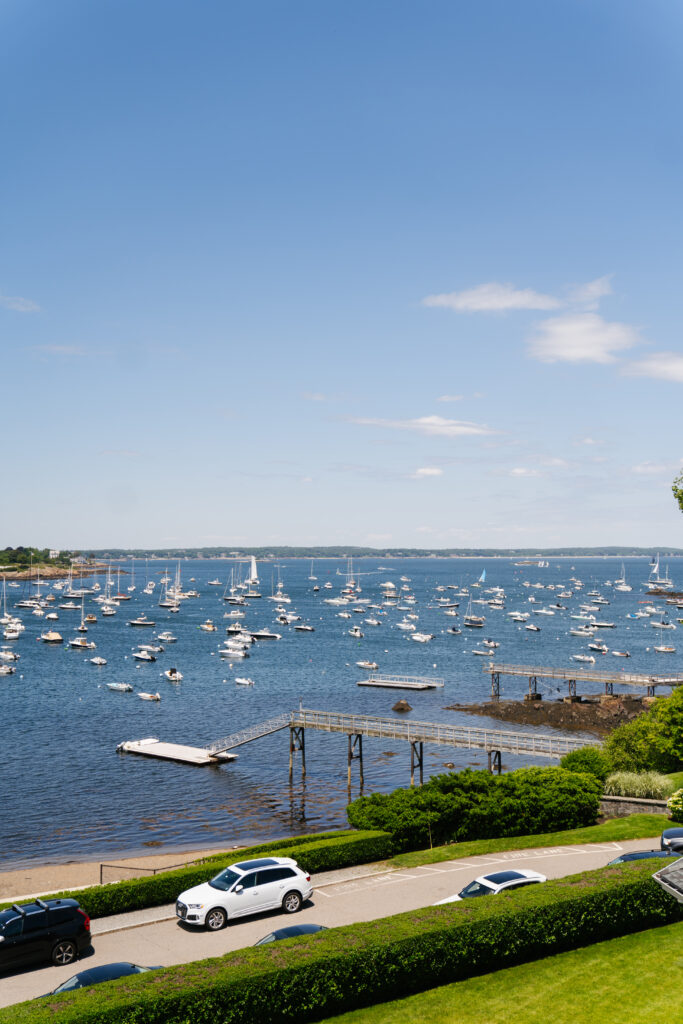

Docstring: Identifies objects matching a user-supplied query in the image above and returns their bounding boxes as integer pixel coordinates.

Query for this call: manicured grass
[320,919,683,1024]
[667,771,683,790]
[389,813,669,868]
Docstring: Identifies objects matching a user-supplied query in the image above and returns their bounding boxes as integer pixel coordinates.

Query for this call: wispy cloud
[301,391,328,402]
[409,467,444,479]
[351,415,494,438]
[34,345,85,356]
[436,394,464,403]
[577,437,603,446]
[631,462,675,475]
[567,275,613,310]
[528,313,639,364]
[623,352,683,382]
[423,282,560,313]
[509,467,541,477]
[0,293,40,312]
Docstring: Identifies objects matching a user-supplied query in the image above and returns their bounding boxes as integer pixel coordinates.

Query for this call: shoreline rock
[445,694,651,737]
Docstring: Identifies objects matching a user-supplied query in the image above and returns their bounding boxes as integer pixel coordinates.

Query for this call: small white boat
[356,660,379,670]
[447,626,462,634]
[482,639,499,648]
[472,649,492,656]
[411,632,434,643]
[90,656,107,666]
[156,631,177,642]
[654,645,676,654]
[40,630,63,644]
[235,676,254,686]
[525,624,541,632]
[69,637,96,649]
[199,619,217,632]
[138,691,161,701]
[107,682,133,692]
[0,663,15,675]
[251,628,281,640]
[348,626,364,638]
[207,579,222,586]
[128,615,156,627]
[294,624,315,632]
[612,650,631,658]
[571,654,596,663]
[164,668,183,681]
[132,649,156,661]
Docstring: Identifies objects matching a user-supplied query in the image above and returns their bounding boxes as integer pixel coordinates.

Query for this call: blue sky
[2,0,682,549]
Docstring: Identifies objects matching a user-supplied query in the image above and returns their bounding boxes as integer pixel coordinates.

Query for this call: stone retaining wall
[600,794,668,818]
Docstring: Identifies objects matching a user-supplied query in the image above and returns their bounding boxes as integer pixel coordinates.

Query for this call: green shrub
[667,788,683,822]
[346,767,601,852]
[561,746,611,782]
[6,861,680,1024]
[604,690,683,774]
[604,772,674,800]
[0,830,392,920]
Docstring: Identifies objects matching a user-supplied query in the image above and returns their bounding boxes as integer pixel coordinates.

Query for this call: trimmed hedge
[0,830,392,920]
[347,767,602,851]
[5,861,681,1023]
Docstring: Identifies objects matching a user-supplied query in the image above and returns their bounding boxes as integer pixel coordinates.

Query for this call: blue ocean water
[1,555,678,869]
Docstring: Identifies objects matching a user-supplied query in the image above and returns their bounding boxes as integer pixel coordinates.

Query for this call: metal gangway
[485,662,683,699]
[357,673,444,690]
[204,706,589,784]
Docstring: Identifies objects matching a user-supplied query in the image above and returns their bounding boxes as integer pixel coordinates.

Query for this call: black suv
[0,898,91,971]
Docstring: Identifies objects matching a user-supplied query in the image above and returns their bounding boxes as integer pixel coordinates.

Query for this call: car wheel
[282,890,302,913]
[52,940,77,966]
[205,907,227,931]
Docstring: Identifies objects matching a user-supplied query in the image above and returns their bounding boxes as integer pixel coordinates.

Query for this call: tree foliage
[560,746,612,782]
[673,471,683,514]
[604,688,683,773]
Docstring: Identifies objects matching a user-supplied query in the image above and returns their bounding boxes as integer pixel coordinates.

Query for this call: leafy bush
[604,772,675,800]
[0,830,391,920]
[346,767,602,851]
[7,861,680,1024]
[561,746,612,782]
[667,788,683,822]
[604,690,683,774]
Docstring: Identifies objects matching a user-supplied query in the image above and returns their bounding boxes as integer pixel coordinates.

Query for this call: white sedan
[434,868,546,904]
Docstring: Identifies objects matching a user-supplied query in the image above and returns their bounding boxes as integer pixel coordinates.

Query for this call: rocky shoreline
[446,694,652,737]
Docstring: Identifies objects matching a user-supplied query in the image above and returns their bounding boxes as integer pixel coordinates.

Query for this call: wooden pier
[116,737,238,766]
[485,662,683,699]
[356,673,444,690]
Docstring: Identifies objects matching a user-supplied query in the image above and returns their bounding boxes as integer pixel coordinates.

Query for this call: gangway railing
[204,713,291,755]
[486,662,683,698]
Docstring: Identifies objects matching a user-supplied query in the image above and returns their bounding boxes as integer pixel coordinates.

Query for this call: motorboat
[571,654,596,663]
[294,624,315,632]
[69,637,96,649]
[525,624,540,632]
[138,691,161,701]
[128,615,156,627]
[40,630,63,644]
[251,628,281,640]
[107,682,133,692]
[612,650,631,658]
[235,677,254,686]
[654,645,676,654]
[156,631,177,642]
[132,649,156,661]
[588,643,608,654]
[447,626,462,634]
[411,632,434,643]
[348,626,364,639]
[90,656,107,665]
[356,660,379,670]
[164,668,183,681]
[199,619,217,632]
[0,664,15,675]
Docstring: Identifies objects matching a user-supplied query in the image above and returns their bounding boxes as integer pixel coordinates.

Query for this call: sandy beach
[0,845,239,902]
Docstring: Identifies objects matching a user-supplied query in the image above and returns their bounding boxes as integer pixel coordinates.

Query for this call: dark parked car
[608,850,680,865]
[42,962,160,996]
[661,827,683,851]
[254,924,327,945]
[0,898,91,972]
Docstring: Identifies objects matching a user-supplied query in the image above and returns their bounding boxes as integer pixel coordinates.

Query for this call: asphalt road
[0,838,662,1007]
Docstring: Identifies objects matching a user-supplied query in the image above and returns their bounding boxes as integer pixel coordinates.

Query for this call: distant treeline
[85,545,683,560]
[0,546,72,567]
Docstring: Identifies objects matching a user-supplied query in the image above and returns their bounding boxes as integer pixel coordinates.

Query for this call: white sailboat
[308,559,317,581]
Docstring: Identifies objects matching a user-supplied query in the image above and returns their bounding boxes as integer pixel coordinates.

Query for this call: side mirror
[234,884,243,893]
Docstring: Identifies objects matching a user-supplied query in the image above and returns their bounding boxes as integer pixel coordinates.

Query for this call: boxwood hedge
[4,860,680,1023]
[0,830,392,920]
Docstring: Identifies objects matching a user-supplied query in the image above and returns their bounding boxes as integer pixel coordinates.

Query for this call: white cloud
[540,457,569,468]
[436,394,464,403]
[577,437,602,446]
[351,415,494,438]
[631,462,673,475]
[510,467,541,477]
[423,282,561,313]
[301,392,327,402]
[623,352,683,382]
[567,275,613,309]
[409,467,444,480]
[0,293,39,312]
[528,313,639,364]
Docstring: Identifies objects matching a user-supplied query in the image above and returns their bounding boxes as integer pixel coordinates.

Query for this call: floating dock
[116,737,238,766]
[356,673,444,690]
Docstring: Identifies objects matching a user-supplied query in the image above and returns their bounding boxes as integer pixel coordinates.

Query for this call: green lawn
[667,771,683,790]
[320,920,683,1024]
[389,813,669,868]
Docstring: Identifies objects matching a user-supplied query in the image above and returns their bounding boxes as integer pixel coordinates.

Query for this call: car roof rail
[10,904,26,916]
[34,898,48,909]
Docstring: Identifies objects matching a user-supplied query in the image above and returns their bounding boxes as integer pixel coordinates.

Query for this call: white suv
[176,857,313,930]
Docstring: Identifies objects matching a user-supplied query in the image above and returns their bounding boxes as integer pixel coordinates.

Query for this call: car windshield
[458,880,495,898]
[209,868,241,892]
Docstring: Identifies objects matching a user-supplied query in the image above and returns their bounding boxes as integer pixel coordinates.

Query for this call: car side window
[459,881,491,898]
[23,911,48,933]
[238,873,258,889]
[507,880,540,890]
[259,868,295,885]
[2,918,22,938]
